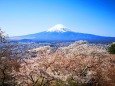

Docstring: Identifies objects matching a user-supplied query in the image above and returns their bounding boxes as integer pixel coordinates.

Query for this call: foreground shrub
[108,43,115,54]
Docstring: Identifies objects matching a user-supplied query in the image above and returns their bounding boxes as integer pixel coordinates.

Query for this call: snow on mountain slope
[47,24,71,32]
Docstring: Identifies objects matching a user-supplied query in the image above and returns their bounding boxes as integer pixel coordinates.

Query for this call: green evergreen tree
[108,43,115,54]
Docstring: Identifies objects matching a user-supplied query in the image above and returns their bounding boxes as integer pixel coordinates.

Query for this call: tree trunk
[2,69,6,86]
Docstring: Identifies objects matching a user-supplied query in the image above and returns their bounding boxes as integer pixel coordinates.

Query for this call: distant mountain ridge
[11,24,115,43]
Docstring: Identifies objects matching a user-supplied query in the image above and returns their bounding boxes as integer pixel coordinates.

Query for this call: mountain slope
[11,24,115,43]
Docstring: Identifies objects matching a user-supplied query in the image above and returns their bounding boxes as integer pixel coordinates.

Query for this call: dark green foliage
[67,79,78,86]
[55,80,65,86]
[108,43,115,54]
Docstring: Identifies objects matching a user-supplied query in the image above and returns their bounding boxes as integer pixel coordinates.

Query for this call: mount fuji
[11,24,115,43]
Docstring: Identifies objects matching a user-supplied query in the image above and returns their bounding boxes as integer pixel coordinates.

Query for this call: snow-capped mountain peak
[47,24,71,32]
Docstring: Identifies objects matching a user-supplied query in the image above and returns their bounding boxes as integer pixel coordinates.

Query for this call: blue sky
[0,0,115,37]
